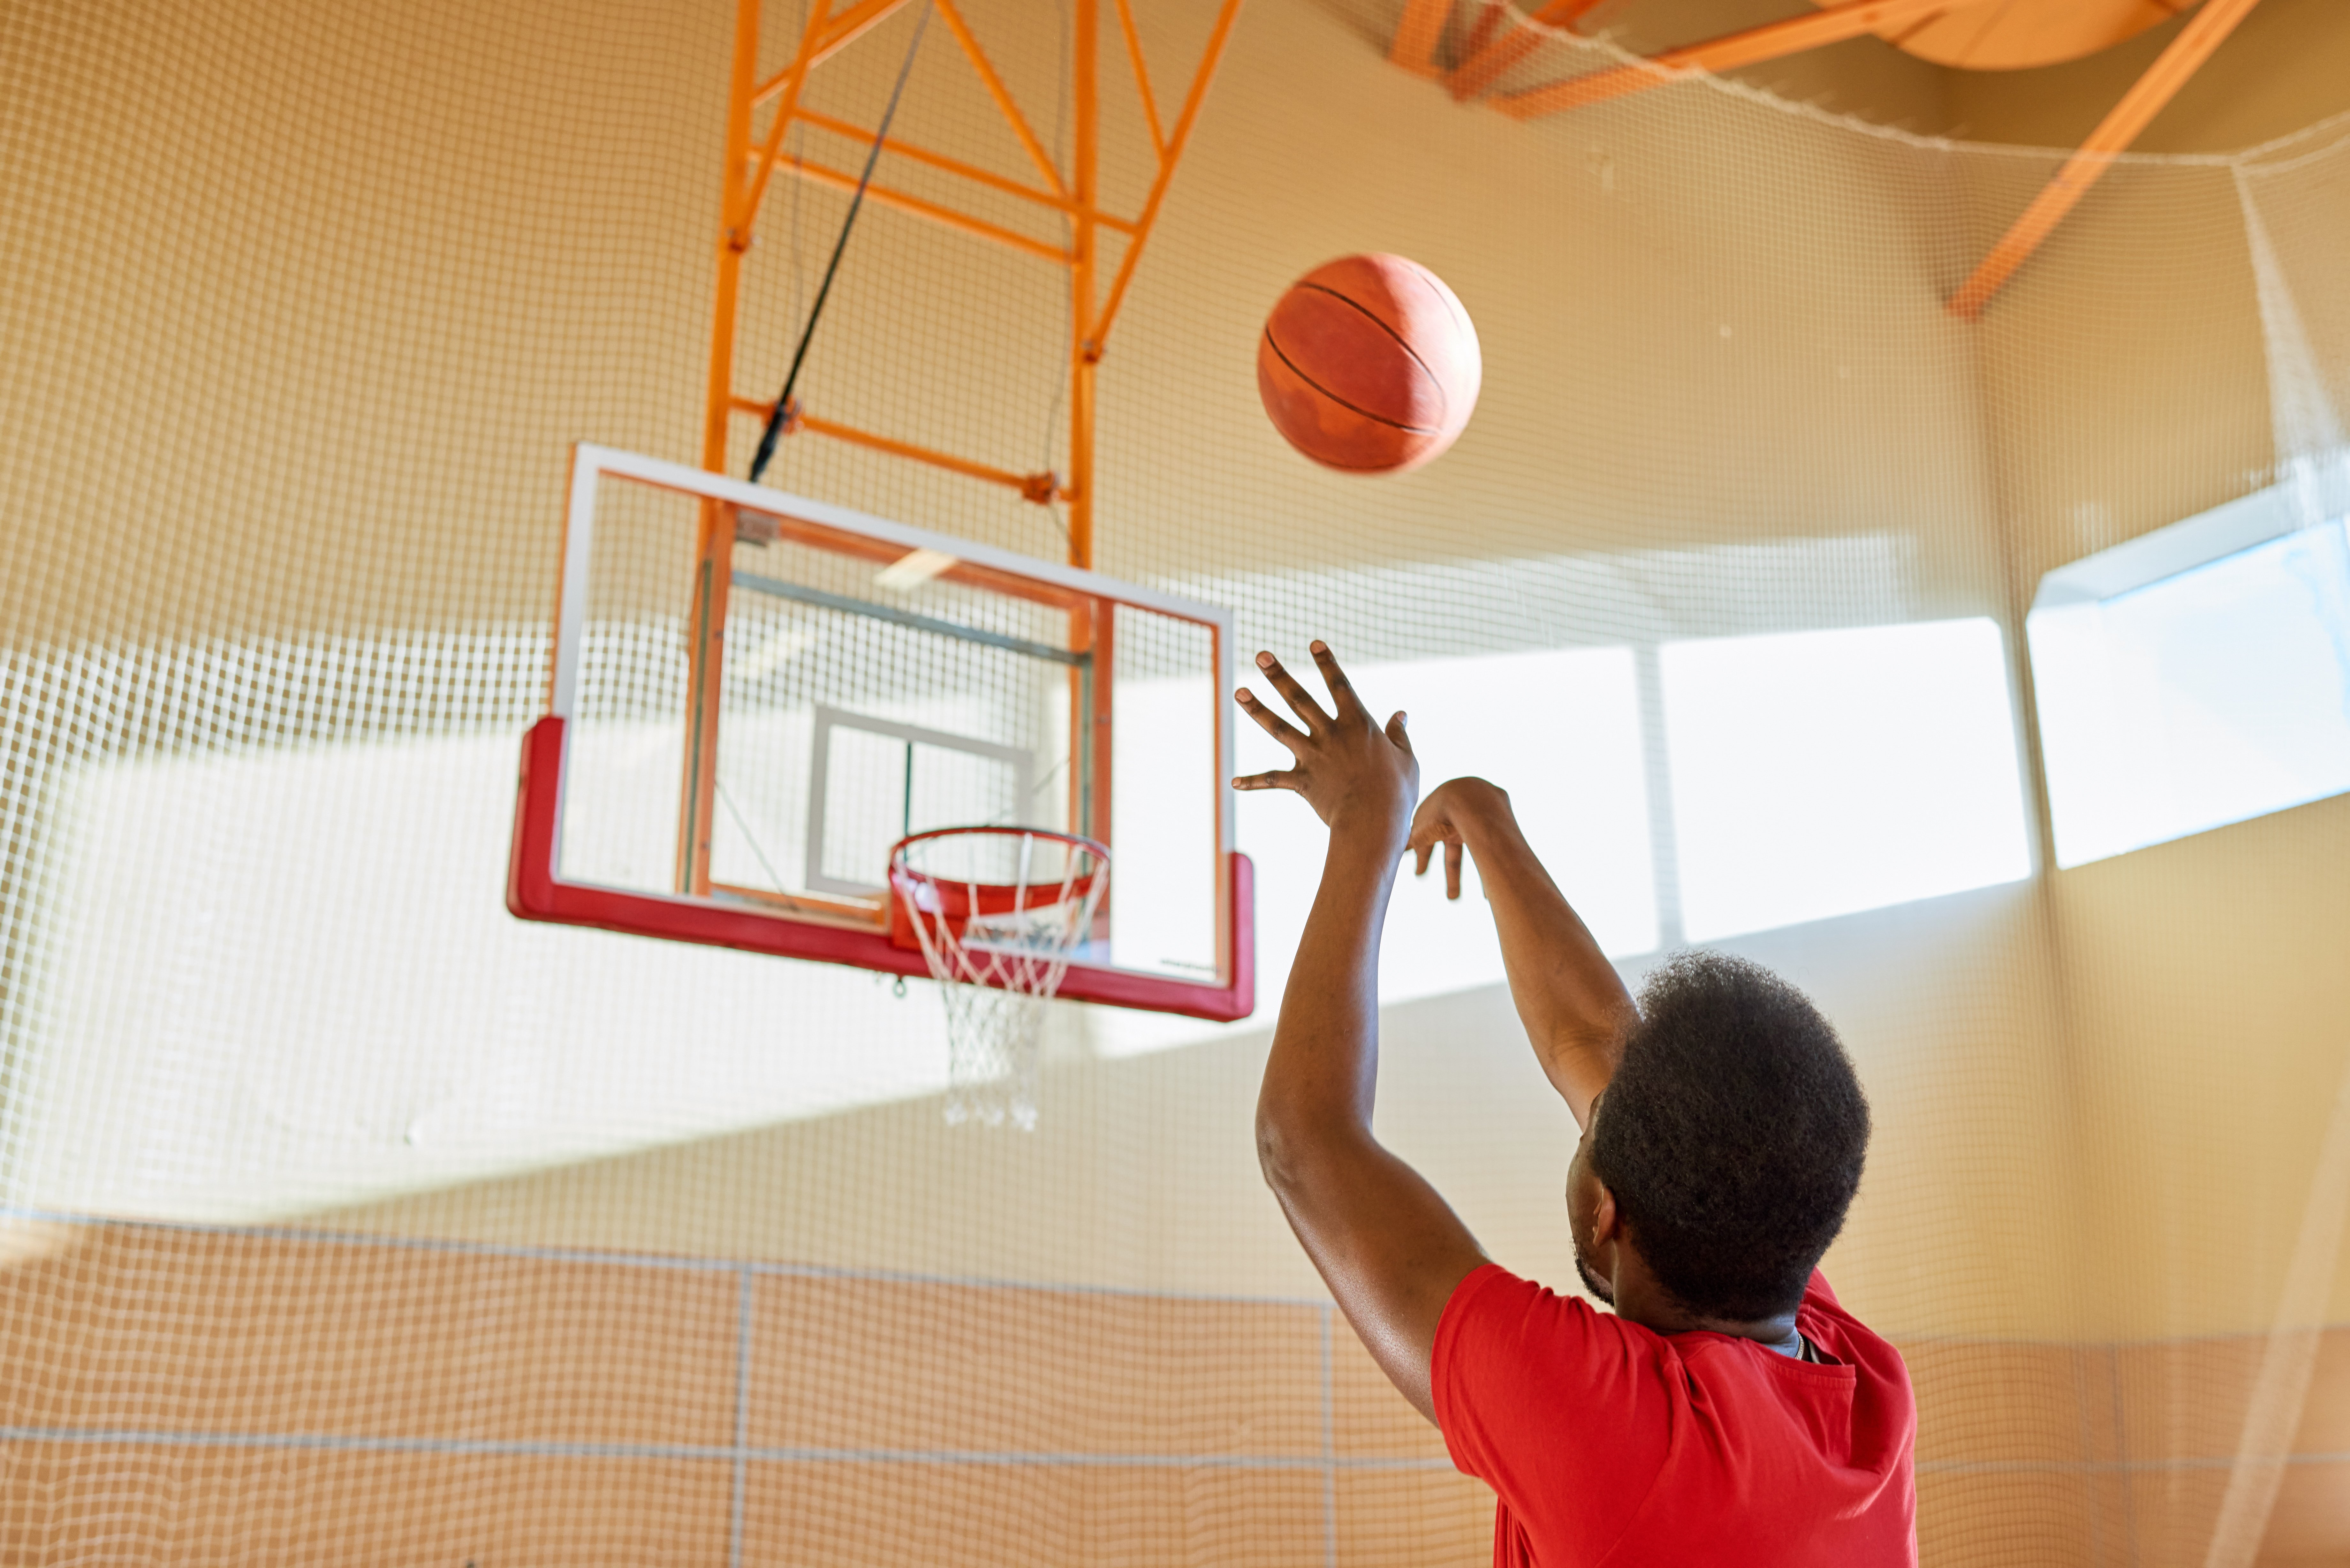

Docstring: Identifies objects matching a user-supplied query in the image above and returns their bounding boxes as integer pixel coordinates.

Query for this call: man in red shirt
[1233,643,1916,1567]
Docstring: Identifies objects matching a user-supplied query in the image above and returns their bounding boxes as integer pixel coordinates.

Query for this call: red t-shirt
[1433,1263,1916,1567]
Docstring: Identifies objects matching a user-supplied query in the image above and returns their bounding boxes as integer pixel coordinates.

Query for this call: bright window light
[1243,646,1655,1000]
[1091,644,1655,1059]
[2030,515,2350,868]
[1661,619,2032,941]
[28,728,960,1223]
[1109,672,1220,980]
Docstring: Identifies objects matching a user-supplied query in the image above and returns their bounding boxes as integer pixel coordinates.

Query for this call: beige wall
[9,0,2350,1561]
[9,0,2344,1336]
[10,1215,2350,1567]
[1959,56,2350,1338]
[0,1217,1485,1567]
[8,0,2096,1333]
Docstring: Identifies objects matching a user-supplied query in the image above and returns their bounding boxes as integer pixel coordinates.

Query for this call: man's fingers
[1445,838,1464,901]
[1310,641,1371,723]
[1231,768,1306,793]
[1384,709,1412,753]
[1253,652,1334,733]
[1414,841,1433,877]
[1233,687,1310,755]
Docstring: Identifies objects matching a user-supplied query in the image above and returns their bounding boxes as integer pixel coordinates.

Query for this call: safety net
[5,0,2350,1562]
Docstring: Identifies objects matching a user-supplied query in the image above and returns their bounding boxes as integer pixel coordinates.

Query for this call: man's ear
[1588,1180,1621,1246]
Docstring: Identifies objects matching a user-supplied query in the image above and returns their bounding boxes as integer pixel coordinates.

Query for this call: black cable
[749,0,934,485]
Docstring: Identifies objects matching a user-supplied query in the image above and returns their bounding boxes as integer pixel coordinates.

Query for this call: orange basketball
[1256,253,1481,474]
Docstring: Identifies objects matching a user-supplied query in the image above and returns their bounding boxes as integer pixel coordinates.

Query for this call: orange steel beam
[935,0,1071,199]
[736,3,835,243]
[748,0,910,102]
[1457,0,1514,64]
[1389,0,1454,76]
[1948,0,2263,319]
[755,148,1072,262]
[786,107,1136,230]
[815,0,916,59]
[713,0,1241,575]
[1091,0,1245,356]
[1065,0,1105,833]
[1075,596,1116,865]
[1492,0,1969,117]
[697,452,1094,606]
[691,0,1246,901]
[1112,0,1168,154]
[728,395,1063,500]
[1069,0,1100,568]
[685,0,815,897]
[1447,0,1608,100]
[680,2,1252,930]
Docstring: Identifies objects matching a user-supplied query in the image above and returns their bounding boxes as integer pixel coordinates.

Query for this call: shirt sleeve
[1431,1263,1679,1562]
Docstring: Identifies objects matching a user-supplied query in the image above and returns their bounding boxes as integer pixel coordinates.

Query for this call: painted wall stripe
[0,1426,1457,1471]
[0,1204,1330,1307]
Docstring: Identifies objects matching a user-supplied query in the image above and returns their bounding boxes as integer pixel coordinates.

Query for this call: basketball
[1256,253,1481,474]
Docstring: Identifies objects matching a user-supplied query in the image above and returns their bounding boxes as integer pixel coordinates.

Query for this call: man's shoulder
[1797,1272,1919,1474]
[1441,1262,1660,1359]
[1433,1264,1683,1563]
[1434,1263,1682,1433]
[1798,1272,1911,1379]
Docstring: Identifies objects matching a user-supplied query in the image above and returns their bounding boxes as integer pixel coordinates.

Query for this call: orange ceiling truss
[1390,0,2265,318]
[1946,0,2262,318]
[702,0,1245,568]
[1482,0,1964,114]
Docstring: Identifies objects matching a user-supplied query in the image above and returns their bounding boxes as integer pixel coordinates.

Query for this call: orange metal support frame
[1488,0,1965,115]
[1402,0,2259,318]
[1946,0,2262,319]
[1430,0,1606,98]
[675,0,1242,897]
[703,0,1241,548]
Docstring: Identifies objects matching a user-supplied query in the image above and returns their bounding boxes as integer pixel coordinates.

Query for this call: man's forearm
[1454,791,1635,1124]
[1234,647,1492,1426]
[1254,825,1490,1427]
[1257,837,1398,1148]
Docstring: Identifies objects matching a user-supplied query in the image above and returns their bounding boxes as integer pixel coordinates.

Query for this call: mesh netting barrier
[8,0,2350,1562]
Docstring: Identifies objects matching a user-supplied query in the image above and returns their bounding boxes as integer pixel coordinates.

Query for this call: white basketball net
[890,831,1109,1131]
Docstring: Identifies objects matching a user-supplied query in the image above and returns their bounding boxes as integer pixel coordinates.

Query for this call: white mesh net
[890,829,1110,1131]
[8,0,2350,1561]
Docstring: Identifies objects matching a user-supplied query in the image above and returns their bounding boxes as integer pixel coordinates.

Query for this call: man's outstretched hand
[1238,643,1484,1426]
[1409,777,1512,901]
[1233,642,1418,852]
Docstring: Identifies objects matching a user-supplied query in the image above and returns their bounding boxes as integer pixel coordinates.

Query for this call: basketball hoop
[888,827,1109,1130]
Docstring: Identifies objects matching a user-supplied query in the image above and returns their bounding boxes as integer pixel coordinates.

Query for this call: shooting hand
[1232,642,1418,854]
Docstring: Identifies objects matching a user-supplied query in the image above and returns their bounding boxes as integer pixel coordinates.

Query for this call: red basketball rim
[888,826,1110,921]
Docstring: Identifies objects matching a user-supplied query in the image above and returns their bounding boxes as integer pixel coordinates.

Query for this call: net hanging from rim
[888,827,1110,1130]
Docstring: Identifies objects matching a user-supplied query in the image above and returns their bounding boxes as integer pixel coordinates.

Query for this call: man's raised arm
[1407,779,1637,1127]
[1234,644,1488,1424]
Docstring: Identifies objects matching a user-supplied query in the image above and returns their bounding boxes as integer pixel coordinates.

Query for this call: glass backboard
[509,444,1254,1020]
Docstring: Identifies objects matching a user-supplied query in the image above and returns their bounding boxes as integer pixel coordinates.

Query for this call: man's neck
[1610,1263,1802,1351]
